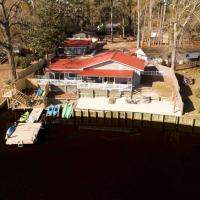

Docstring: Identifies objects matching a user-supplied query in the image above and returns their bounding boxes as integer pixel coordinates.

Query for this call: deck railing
[141,71,165,76]
[36,76,81,85]
[77,82,132,91]
[36,76,133,91]
[36,75,132,91]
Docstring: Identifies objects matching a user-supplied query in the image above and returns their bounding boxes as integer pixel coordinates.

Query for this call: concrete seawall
[69,109,200,134]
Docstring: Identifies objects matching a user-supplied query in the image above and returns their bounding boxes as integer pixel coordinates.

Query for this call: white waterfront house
[37,51,145,93]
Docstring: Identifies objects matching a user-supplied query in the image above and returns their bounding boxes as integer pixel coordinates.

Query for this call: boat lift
[5,108,44,147]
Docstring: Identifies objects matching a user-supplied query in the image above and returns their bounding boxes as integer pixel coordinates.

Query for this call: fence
[17,59,45,80]
[155,64,184,115]
[16,53,56,80]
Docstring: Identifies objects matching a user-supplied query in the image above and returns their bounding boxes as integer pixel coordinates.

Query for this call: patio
[75,97,182,116]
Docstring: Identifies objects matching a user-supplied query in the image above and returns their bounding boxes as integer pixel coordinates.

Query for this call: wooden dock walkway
[27,108,43,123]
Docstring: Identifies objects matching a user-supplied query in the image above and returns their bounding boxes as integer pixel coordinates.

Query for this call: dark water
[1,110,200,200]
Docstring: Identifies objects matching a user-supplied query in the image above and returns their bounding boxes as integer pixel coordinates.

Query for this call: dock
[6,108,44,147]
[6,123,42,147]
[27,108,43,123]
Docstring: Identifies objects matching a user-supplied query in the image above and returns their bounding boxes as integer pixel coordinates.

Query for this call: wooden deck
[48,92,77,100]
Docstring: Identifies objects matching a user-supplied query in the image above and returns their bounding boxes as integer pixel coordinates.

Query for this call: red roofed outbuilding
[64,39,97,56]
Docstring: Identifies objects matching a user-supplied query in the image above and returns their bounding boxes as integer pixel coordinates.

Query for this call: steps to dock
[12,89,32,107]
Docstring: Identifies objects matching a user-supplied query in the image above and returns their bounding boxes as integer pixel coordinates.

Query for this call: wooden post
[175,116,179,132]
[141,112,143,127]
[150,113,152,127]
[162,115,165,130]
[192,118,196,134]
[131,112,134,129]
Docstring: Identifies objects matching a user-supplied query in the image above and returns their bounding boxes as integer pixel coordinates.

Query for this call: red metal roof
[64,39,91,47]
[47,51,145,72]
[80,70,134,77]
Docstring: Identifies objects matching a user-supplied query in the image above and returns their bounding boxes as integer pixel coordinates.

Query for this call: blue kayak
[53,104,60,117]
[6,124,17,138]
[37,88,43,97]
[46,104,54,117]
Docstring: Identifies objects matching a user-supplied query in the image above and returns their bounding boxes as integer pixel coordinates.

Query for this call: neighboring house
[168,52,200,65]
[64,39,97,56]
[64,39,92,55]
[37,51,145,93]
[130,48,147,62]
[72,31,99,43]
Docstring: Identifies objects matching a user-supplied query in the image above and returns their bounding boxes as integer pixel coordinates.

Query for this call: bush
[14,56,32,69]
[20,56,32,69]
[14,56,20,67]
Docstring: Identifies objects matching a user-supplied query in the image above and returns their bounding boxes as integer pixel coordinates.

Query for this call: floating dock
[6,108,44,147]
[6,123,42,147]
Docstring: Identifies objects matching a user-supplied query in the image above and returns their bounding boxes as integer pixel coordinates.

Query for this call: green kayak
[65,102,73,119]
[19,111,30,122]
[62,102,68,119]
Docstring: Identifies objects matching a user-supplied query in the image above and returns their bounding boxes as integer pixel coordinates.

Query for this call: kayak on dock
[36,87,43,97]
[53,104,60,117]
[46,104,54,117]
[18,111,30,123]
[65,102,73,119]
[6,124,17,138]
[62,102,68,118]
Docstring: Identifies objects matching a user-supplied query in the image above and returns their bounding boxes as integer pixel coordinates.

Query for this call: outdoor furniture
[183,76,194,85]
[109,97,116,104]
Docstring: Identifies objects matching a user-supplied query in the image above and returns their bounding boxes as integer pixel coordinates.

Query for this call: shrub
[14,56,20,67]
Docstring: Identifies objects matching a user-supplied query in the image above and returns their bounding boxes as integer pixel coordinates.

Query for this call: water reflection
[0,110,200,199]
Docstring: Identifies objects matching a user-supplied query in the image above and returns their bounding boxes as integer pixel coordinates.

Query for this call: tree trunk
[110,0,113,43]
[171,22,177,71]
[128,0,132,37]
[147,0,152,47]
[137,0,140,48]
[7,49,17,83]
[122,16,125,38]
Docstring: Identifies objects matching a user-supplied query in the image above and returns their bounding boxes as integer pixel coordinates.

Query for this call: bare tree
[137,0,140,48]
[170,0,200,70]
[0,0,31,83]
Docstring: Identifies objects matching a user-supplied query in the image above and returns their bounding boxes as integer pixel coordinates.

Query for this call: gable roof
[47,51,145,71]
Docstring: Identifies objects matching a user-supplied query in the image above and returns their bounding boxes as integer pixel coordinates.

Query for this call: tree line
[0,0,200,83]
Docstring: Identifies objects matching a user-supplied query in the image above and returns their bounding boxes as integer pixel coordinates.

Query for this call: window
[68,73,77,80]
[55,73,59,79]
[60,73,64,80]
[115,78,128,84]
[49,73,55,79]
[108,77,114,83]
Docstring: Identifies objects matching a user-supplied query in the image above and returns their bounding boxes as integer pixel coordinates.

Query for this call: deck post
[162,115,165,130]
[192,118,195,134]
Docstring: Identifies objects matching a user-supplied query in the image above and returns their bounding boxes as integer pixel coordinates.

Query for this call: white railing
[36,76,132,91]
[141,71,165,76]
[77,82,132,91]
[36,76,81,85]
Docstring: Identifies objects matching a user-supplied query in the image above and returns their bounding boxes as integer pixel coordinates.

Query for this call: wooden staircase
[12,89,33,107]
